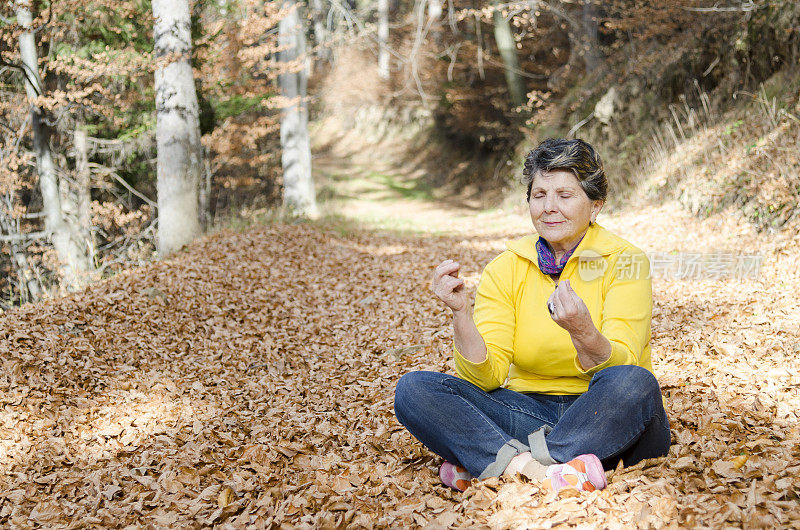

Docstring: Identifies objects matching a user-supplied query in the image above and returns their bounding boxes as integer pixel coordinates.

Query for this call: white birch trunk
[377,0,390,80]
[74,129,95,263]
[152,0,203,256]
[279,1,318,218]
[16,1,91,290]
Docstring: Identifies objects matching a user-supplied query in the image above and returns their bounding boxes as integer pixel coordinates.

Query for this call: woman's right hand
[432,259,468,313]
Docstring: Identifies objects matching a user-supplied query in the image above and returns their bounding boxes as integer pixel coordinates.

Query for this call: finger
[556,285,578,315]
[554,281,569,305]
[436,260,460,273]
[441,276,464,293]
[445,262,461,278]
[561,280,584,307]
[434,261,460,279]
[563,280,580,299]
[561,280,580,308]
[441,274,463,287]
[550,294,563,319]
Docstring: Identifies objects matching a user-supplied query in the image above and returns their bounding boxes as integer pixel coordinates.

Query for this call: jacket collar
[505,222,627,267]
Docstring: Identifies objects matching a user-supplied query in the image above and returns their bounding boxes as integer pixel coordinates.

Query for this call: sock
[520,459,548,481]
[439,461,472,491]
[541,454,608,493]
[503,451,534,478]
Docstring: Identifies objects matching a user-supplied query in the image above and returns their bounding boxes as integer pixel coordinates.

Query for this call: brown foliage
[0,209,798,526]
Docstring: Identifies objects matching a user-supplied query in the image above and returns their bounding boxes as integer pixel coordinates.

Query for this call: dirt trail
[1,152,799,527]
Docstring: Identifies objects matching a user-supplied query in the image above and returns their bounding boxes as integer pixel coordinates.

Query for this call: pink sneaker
[439,461,472,491]
[543,454,607,493]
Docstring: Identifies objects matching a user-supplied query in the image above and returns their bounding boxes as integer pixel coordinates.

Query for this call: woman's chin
[537,226,568,240]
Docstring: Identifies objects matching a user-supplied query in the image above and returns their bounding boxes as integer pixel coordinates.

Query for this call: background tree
[152,0,203,256]
[491,0,526,106]
[377,0,390,80]
[278,0,317,218]
[14,0,92,289]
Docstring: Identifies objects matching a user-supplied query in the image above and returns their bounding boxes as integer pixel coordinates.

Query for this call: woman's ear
[591,200,604,223]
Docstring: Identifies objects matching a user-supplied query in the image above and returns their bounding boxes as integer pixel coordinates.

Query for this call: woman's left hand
[547,280,597,338]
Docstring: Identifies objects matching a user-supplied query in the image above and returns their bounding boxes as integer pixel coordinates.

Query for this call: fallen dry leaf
[218,486,235,508]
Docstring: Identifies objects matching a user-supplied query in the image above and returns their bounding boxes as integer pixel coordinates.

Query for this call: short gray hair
[522,138,608,202]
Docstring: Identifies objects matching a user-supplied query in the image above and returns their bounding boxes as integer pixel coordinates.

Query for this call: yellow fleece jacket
[454,222,653,394]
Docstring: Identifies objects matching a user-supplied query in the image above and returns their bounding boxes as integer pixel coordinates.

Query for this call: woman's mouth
[543,221,564,226]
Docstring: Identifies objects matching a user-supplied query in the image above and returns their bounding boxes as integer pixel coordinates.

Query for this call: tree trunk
[428,0,444,44]
[152,0,203,256]
[377,0,390,80]
[73,129,95,264]
[310,0,330,63]
[491,1,526,106]
[428,0,443,21]
[199,145,211,230]
[279,1,318,218]
[0,196,41,302]
[542,1,602,90]
[580,0,601,74]
[16,1,91,290]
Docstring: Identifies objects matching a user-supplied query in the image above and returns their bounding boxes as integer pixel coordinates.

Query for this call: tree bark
[0,195,41,302]
[428,0,444,44]
[491,1,527,106]
[74,128,95,264]
[152,0,203,256]
[580,0,601,74]
[16,1,91,290]
[310,0,330,63]
[377,0,390,80]
[541,0,603,90]
[279,1,318,218]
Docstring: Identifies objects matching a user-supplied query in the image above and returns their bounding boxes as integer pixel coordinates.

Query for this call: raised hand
[432,259,468,313]
[547,280,596,337]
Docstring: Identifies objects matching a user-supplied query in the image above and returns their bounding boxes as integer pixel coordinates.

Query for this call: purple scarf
[536,233,586,275]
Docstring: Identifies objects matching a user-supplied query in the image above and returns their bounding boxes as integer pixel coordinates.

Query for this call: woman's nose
[543,194,557,212]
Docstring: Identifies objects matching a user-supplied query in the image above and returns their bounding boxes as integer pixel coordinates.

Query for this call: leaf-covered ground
[1,198,799,528]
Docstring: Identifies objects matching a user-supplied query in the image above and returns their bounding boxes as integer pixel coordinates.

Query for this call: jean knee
[593,365,661,404]
[394,370,442,421]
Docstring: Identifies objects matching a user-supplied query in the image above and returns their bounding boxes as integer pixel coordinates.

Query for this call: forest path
[1,153,800,526]
[312,149,522,237]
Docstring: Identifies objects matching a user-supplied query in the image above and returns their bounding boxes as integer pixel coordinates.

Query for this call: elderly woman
[394,138,671,492]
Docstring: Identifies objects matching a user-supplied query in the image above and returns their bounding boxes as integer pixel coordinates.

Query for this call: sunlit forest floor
[1,150,800,528]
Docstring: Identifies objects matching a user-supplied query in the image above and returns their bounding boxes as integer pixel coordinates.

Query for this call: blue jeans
[394,365,671,478]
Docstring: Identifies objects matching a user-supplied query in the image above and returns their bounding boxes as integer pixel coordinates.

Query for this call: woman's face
[528,169,603,252]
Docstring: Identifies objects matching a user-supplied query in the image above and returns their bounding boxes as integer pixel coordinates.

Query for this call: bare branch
[88,162,157,208]
[682,1,761,12]
[0,230,48,242]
